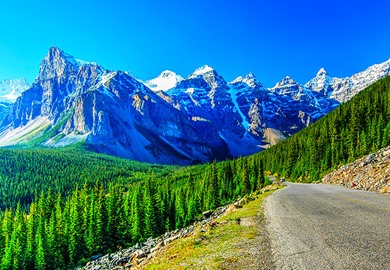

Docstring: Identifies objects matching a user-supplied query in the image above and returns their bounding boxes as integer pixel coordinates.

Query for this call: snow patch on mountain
[228,86,249,131]
[189,65,214,78]
[0,79,30,102]
[305,59,390,102]
[144,70,184,91]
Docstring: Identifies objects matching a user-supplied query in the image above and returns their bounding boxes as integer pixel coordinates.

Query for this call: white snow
[144,70,184,92]
[0,79,30,102]
[75,59,98,66]
[189,65,214,78]
[100,72,117,85]
[228,86,250,131]
[230,76,244,84]
[305,58,390,102]
[0,117,51,146]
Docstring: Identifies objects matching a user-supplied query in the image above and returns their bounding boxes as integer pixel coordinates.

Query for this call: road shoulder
[141,185,282,269]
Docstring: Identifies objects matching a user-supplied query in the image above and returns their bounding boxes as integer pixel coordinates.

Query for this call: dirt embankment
[322,146,390,193]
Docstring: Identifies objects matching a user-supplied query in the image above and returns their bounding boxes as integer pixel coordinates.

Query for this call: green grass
[142,185,282,269]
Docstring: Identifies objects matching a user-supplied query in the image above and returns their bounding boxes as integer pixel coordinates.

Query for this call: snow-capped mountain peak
[158,70,178,78]
[230,76,245,84]
[231,73,262,88]
[275,76,298,88]
[0,79,31,102]
[305,58,390,101]
[316,68,328,77]
[144,70,184,92]
[189,65,215,78]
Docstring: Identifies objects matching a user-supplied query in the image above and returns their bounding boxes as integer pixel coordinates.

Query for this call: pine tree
[257,159,265,189]
[1,209,14,269]
[242,161,250,195]
[35,218,46,270]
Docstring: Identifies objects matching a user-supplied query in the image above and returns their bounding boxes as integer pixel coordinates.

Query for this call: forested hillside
[0,148,267,269]
[0,75,387,269]
[0,148,172,210]
[259,76,390,181]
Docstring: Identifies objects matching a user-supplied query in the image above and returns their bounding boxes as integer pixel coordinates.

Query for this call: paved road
[264,183,390,269]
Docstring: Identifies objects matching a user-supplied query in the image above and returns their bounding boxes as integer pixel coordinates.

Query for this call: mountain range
[0,47,388,164]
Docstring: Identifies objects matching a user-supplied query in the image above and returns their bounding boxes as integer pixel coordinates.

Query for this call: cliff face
[0,47,388,164]
[322,145,390,193]
[0,47,228,164]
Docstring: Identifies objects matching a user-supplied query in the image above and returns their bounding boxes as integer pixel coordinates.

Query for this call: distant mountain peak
[46,46,78,66]
[246,72,256,79]
[316,68,328,77]
[158,70,179,78]
[275,76,298,87]
[38,47,79,81]
[0,78,30,102]
[231,72,262,88]
[189,65,215,78]
[144,70,184,92]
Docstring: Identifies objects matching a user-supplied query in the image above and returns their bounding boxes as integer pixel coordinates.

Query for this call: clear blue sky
[0,0,389,87]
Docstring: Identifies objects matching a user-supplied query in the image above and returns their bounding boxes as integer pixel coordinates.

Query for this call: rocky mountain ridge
[0,47,388,164]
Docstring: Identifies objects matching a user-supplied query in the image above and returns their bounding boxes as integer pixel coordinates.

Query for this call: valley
[0,48,388,164]
[0,48,388,269]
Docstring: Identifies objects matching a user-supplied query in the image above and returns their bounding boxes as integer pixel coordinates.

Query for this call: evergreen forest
[0,75,389,269]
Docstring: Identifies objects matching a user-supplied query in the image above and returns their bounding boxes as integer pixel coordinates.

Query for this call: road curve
[264,183,390,269]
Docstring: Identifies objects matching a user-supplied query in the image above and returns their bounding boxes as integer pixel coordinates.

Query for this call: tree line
[0,155,267,269]
[259,76,390,181]
[1,74,388,269]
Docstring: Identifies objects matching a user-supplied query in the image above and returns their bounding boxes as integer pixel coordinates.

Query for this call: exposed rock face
[0,47,228,164]
[0,47,388,164]
[322,146,390,193]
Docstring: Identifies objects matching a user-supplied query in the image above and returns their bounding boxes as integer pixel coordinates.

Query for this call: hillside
[0,147,172,210]
[0,146,268,269]
[322,145,390,193]
[81,186,281,270]
[258,76,390,182]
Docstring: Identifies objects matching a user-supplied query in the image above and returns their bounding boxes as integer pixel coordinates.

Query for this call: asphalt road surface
[264,183,390,269]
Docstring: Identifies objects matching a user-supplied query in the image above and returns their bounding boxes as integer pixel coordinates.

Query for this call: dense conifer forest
[0,148,267,268]
[0,76,388,269]
[259,76,390,181]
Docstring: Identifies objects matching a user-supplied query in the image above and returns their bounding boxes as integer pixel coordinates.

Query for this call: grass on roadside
[142,185,282,269]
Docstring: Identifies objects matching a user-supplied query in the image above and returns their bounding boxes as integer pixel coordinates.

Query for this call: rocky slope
[0,47,388,164]
[0,47,227,164]
[322,145,390,193]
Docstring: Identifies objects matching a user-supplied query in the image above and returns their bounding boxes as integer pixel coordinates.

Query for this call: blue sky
[0,0,389,87]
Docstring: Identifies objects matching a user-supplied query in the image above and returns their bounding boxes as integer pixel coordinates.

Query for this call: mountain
[143,70,184,91]
[305,59,390,102]
[0,47,388,164]
[260,75,390,182]
[0,79,30,121]
[0,47,228,164]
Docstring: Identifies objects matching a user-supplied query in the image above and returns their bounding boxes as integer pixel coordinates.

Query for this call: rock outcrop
[322,145,390,193]
[0,47,388,164]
